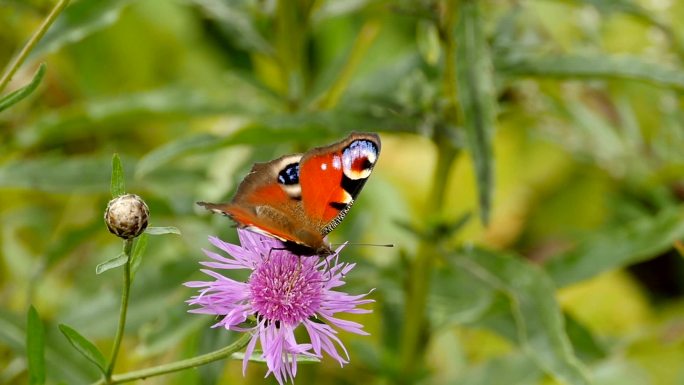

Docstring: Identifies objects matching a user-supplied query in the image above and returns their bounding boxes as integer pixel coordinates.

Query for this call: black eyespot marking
[329,201,347,211]
[361,157,372,170]
[341,174,366,199]
[277,163,299,185]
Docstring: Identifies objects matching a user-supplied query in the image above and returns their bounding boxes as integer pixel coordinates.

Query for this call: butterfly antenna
[330,243,395,248]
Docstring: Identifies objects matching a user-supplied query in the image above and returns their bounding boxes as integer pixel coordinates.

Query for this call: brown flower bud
[104,194,149,239]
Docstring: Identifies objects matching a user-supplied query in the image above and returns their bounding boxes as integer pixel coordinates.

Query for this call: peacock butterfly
[198,132,381,256]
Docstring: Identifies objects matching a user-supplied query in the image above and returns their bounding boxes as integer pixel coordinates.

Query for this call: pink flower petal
[186,229,374,384]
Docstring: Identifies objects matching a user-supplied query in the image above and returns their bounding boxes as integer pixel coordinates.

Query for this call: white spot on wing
[332,155,341,170]
[321,163,327,171]
[345,168,371,180]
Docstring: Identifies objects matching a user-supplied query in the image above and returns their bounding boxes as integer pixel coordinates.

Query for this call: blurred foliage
[2,0,684,384]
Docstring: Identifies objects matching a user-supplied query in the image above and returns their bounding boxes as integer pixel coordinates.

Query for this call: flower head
[104,194,149,239]
[185,230,373,384]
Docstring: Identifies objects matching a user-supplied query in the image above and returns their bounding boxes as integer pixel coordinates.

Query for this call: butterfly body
[198,132,381,256]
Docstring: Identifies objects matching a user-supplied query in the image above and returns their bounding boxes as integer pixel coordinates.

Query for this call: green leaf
[312,0,374,23]
[129,233,148,280]
[455,354,542,385]
[95,253,128,275]
[188,0,273,55]
[453,248,590,385]
[428,264,495,328]
[110,154,125,197]
[496,54,684,91]
[0,154,134,193]
[15,86,225,150]
[135,134,219,178]
[564,312,606,363]
[135,125,331,178]
[45,222,102,269]
[398,212,472,242]
[58,324,106,374]
[145,226,181,236]
[580,0,666,28]
[27,306,46,385]
[0,63,46,113]
[0,310,98,384]
[231,351,320,364]
[29,0,135,61]
[455,0,496,225]
[546,207,684,287]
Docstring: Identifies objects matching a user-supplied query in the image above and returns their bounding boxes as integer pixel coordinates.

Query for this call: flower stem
[105,239,134,382]
[0,0,70,94]
[92,332,252,385]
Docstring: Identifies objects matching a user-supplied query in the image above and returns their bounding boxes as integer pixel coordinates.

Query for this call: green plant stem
[275,0,314,111]
[312,19,381,110]
[441,0,461,124]
[105,239,133,382]
[0,0,70,94]
[398,140,457,382]
[398,1,459,380]
[92,332,252,385]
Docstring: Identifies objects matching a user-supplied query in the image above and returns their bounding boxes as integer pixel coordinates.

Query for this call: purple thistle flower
[185,229,374,384]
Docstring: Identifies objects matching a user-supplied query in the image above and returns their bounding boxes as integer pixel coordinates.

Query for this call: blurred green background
[2,0,684,384]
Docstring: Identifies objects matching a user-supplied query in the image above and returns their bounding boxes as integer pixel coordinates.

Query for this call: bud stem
[105,239,134,383]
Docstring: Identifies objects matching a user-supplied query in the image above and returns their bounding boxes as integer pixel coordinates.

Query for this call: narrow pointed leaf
[95,253,128,275]
[27,306,46,385]
[145,226,181,235]
[58,324,106,374]
[455,0,496,225]
[0,63,46,113]
[496,54,684,91]
[110,154,125,197]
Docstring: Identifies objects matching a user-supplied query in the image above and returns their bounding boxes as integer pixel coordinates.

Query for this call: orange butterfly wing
[198,132,381,254]
[299,132,380,235]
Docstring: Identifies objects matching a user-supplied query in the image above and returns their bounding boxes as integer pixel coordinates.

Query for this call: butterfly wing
[299,132,381,235]
[198,154,315,243]
[198,132,381,254]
